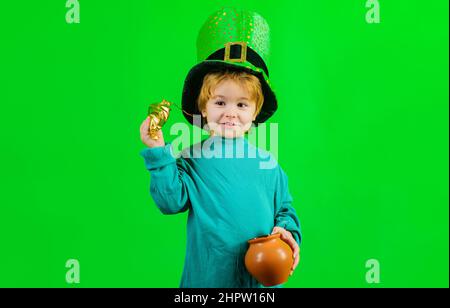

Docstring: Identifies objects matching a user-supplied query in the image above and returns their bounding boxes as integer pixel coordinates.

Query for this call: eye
[215,100,225,106]
[237,102,248,108]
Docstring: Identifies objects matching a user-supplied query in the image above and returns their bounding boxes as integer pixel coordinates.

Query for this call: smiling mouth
[220,122,239,127]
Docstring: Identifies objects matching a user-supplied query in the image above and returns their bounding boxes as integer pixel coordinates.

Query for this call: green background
[0,0,448,287]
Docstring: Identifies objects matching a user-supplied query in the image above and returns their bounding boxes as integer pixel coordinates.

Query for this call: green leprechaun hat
[181,7,277,127]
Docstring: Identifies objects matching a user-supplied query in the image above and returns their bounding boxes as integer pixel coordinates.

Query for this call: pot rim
[247,233,280,244]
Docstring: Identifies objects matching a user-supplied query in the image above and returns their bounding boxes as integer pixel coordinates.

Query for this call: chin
[218,128,244,139]
[226,132,244,139]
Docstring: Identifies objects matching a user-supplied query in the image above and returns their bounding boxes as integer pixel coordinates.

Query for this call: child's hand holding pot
[271,226,300,276]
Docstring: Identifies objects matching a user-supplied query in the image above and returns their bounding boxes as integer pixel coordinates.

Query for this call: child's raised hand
[271,226,300,276]
[140,117,165,148]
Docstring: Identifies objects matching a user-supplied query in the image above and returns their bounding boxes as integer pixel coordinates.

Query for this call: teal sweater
[140,135,301,288]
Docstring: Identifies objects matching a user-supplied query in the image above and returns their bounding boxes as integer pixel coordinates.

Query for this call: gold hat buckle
[224,42,247,63]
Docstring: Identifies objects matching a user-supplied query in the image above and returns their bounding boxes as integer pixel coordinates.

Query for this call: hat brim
[181,61,277,128]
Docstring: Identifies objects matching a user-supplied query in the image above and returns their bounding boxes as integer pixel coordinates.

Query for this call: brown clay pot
[244,233,293,287]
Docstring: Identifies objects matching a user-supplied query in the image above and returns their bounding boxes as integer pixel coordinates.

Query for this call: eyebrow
[213,95,249,100]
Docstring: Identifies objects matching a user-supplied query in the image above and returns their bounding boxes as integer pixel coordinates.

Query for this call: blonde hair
[197,70,264,117]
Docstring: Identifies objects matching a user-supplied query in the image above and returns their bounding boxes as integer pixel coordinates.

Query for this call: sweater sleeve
[274,166,302,245]
[140,143,191,215]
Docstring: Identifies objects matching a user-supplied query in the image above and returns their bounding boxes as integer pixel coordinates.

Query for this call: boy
[140,8,301,287]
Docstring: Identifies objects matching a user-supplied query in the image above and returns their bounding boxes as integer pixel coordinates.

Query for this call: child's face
[201,79,257,139]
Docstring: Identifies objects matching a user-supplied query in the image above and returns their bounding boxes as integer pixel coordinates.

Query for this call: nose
[223,105,238,119]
